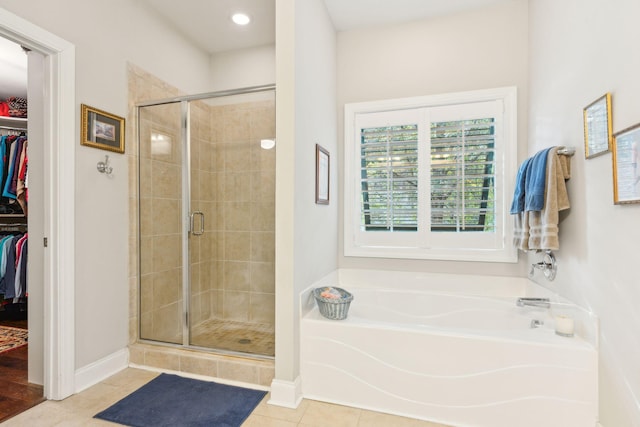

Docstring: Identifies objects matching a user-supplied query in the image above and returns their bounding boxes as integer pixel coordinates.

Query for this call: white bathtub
[300,269,598,427]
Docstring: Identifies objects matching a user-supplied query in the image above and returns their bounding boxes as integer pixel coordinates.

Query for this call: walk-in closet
[0,35,44,422]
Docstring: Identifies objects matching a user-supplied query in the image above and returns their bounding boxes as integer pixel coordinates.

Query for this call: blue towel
[510,157,531,214]
[524,147,553,211]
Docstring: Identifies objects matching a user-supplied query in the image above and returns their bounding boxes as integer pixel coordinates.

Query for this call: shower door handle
[190,211,205,236]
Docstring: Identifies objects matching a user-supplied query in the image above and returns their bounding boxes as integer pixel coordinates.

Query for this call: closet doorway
[0,5,77,406]
[0,35,44,421]
[137,86,276,358]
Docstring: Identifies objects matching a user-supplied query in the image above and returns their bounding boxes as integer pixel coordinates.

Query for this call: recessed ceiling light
[232,13,251,26]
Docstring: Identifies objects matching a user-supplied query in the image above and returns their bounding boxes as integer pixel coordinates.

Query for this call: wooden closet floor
[0,343,45,423]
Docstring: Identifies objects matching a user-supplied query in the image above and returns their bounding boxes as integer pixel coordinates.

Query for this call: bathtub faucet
[516,297,551,309]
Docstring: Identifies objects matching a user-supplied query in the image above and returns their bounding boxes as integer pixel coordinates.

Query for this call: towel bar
[557,146,575,156]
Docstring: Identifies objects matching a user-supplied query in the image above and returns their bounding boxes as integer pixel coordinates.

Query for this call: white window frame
[344,87,518,263]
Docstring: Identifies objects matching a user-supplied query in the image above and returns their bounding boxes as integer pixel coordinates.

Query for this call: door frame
[0,8,76,400]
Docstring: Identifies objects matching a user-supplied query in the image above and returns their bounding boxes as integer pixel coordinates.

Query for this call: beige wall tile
[151,161,181,199]
[223,109,251,142]
[250,202,275,232]
[218,359,259,383]
[151,198,181,235]
[179,354,218,377]
[250,262,275,293]
[140,274,153,314]
[223,261,251,291]
[128,346,145,365]
[222,291,249,322]
[250,293,275,325]
[224,201,251,231]
[223,172,251,202]
[153,268,181,308]
[144,348,180,371]
[224,231,251,261]
[250,232,275,263]
[152,234,182,271]
[138,198,153,237]
[152,302,182,343]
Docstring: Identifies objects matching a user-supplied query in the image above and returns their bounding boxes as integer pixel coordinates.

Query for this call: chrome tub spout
[516,297,551,309]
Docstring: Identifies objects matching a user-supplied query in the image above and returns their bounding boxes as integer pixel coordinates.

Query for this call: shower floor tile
[190,318,275,356]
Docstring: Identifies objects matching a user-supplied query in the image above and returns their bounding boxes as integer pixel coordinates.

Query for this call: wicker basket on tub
[313,287,353,320]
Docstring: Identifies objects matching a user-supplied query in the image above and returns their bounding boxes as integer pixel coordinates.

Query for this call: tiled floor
[0,368,453,426]
[190,319,275,356]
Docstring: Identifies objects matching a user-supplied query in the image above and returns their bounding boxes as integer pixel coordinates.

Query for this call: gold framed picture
[583,93,612,159]
[81,104,125,154]
[612,122,640,204]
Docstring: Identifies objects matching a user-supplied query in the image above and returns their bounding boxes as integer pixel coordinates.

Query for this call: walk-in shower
[136,85,275,358]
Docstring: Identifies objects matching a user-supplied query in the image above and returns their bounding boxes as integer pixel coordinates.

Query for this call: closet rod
[0,125,27,131]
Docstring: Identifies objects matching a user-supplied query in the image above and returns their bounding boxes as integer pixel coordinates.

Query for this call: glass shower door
[138,88,276,357]
[138,101,185,345]
[187,92,276,356]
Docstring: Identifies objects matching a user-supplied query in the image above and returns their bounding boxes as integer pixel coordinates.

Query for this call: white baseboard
[74,348,129,393]
[268,376,302,408]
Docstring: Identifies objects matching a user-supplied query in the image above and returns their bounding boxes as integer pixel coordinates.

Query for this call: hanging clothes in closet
[0,232,27,303]
[0,133,28,216]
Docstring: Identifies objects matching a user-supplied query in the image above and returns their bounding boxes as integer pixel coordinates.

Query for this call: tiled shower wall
[211,101,276,327]
[127,63,275,367]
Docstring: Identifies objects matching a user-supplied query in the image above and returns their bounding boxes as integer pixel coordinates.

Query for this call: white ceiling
[139,0,276,54]
[139,0,515,54]
[0,0,515,99]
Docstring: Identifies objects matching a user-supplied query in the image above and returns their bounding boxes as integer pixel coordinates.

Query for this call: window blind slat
[430,118,496,233]
[360,124,419,231]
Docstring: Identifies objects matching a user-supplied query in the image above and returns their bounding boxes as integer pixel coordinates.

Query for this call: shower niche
[137,86,275,358]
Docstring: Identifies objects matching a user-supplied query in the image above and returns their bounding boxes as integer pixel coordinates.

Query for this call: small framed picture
[583,93,612,159]
[81,104,125,153]
[315,144,330,204]
[612,123,640,204]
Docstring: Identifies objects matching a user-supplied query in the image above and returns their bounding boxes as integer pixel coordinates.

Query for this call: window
[344,87,517,262]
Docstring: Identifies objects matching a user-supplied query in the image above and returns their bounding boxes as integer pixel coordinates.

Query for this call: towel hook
[97,155,113,177]
[529,250,557,281]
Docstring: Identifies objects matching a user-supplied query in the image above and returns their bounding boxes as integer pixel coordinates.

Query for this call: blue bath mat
[94,373,267,427]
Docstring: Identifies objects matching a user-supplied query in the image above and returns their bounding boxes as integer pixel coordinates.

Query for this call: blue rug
[94,373,267,427]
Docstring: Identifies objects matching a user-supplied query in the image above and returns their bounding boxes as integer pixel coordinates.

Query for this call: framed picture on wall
[316,144,330,204]
[583,93,612,159]
[81,104,125,154]
[612,122,640,204]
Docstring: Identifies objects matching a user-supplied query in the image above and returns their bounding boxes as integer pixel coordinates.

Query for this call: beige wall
[336,0,529,277]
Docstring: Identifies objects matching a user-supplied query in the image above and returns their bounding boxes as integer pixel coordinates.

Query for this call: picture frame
[583,93,612,159]
[81,104,125,153]
[612,122,640,204]
[315,144,330,204]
